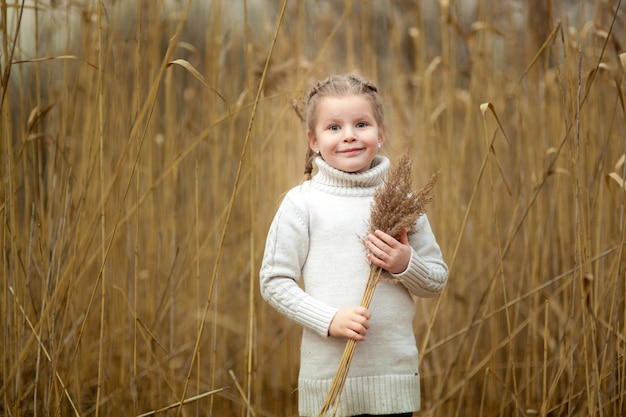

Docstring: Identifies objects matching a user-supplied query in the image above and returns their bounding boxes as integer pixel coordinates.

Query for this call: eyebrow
[322,112,375,121]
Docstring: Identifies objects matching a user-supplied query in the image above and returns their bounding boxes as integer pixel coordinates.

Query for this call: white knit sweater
[260,156,448,416]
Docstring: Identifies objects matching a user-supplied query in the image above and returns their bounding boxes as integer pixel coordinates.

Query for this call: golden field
[1,0,625,416]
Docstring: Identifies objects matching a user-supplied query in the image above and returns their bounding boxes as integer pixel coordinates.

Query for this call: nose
[343,126,356,141]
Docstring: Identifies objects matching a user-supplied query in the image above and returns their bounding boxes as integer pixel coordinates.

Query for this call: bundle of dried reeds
[316,152,438,417]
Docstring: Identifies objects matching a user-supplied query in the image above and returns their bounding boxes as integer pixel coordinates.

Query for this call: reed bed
[1,0,624,416]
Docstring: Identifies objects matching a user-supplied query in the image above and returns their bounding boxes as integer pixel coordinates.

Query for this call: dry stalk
[316,152,438,417]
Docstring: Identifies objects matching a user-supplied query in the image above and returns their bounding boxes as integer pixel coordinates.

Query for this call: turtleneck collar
[310,155,390,196]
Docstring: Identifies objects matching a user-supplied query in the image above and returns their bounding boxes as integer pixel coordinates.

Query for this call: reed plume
[316,152,438,417]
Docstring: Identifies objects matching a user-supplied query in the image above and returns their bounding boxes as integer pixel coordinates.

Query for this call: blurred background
[1,0,625,415]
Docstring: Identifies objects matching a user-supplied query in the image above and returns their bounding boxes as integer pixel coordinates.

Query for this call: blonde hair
[299,74,385,180]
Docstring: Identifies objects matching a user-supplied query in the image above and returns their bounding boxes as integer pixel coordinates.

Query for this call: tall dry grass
[1,0,624,416]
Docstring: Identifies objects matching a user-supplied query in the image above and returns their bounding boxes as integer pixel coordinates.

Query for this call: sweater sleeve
[391,214,448,298]
[259,191,338,338]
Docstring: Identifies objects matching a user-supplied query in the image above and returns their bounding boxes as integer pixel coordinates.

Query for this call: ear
[307,130,318,151]
[378,124,387,146]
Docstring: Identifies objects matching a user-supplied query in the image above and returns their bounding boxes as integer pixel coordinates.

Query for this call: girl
[260,74,448,417]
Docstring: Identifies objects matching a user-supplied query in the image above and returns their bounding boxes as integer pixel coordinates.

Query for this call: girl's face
[307,94,385,173]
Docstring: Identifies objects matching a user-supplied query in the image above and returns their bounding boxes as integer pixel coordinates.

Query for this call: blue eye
[329,124,340,131]
[356,122,367,128]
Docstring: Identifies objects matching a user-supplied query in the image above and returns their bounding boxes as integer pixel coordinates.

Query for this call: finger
[367,233,384,249]
[365,242,383,262]
[352,316,370,330]
[351,330,365,341]
[354,306,365,316]
[367,252,385,268]
[354,312,371,330]
[398,229,409,245]
[365,242,380,259]
[350,322,366,334]
[368,236,390,254]
[343,324,362,340]
[371,231,388,247]
[374,229,394,244]
[350,323,367,337]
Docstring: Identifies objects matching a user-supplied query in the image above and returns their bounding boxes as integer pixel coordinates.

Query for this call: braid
[303,148,315,181]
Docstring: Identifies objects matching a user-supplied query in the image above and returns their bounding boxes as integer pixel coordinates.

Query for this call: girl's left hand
[366,229,411,274]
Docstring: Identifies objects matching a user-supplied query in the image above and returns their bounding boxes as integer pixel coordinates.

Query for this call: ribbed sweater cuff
[393,250,447,297]
[295,297,337,338]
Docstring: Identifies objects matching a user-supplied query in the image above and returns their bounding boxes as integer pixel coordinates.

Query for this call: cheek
[317,135,334,150]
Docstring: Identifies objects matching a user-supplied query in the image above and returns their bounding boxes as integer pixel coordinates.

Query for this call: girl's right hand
[328,307,371,341]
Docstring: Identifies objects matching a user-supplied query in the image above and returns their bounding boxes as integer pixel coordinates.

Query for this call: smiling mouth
[340,148,363,154]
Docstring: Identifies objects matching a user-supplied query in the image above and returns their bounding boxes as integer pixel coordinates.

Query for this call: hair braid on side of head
[303,147,316,181]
